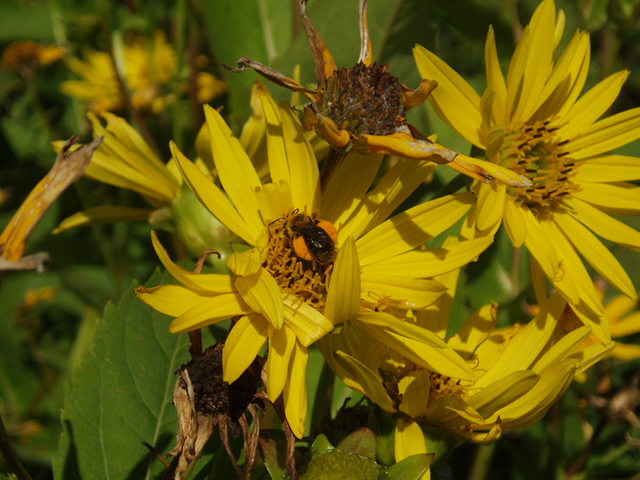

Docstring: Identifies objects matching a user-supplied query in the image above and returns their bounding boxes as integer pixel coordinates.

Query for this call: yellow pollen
[500,121,584,210]
[429,371,465,404]
[263,210,335,312]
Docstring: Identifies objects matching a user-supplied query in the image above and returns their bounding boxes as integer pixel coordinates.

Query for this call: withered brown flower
[223,0,532,188]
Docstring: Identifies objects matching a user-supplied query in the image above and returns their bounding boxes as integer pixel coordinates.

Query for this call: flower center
[428,371,465,404]
[497,121,583,210]
[319,61,405,140]
[263,209,336,312]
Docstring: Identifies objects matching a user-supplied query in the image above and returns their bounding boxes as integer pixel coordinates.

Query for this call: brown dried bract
[164,343,263,480]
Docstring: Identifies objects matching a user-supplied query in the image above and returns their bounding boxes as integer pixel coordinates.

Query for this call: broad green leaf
[204,0,293,122]
[53,269,218,480]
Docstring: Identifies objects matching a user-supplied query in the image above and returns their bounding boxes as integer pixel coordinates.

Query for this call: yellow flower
[60,31,224,114]
[135,98,494,438]
[324,263,614,449]
[414,0,640,342]
[223,0,531,188]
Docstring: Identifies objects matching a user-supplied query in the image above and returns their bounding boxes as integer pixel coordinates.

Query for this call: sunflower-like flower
[134,97,496,438]
[321,258,614,453]
[61,31,224,114]
[223,0,531,189]
[414,0,640,342]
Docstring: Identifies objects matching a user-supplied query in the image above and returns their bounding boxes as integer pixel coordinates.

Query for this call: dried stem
[0,412,34,480]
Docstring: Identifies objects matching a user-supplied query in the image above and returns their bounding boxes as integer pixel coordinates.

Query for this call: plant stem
[0,412,34,480]
[467,442,495,480]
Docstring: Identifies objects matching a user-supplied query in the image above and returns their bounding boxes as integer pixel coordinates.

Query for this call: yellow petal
[325,236,361,325]
[356,192,475,266]
[468,370,539,419]
[171,141,258,244]
[606,295,638,322]
[280,100,321,212]
[448,302,497,356]
[169,293,251,333]
[149,231,236,295]
[234,268,284,329]
[567,197,640,250]
[361,274,446,310]
[610,312,640,338]
[283,295,334,346]
[255,181,293,224]
[560,70,630,139]
[226,247,263,277]
[476,182,506,232]
[424,395,484,427]
[53,206,151,233]
[335,351,396,414]
[555,213,636,299]
[520,206,559,281]
[414,237,461,337]
[512,0,556,122]
[533,325,592,372]
[413,45,483,148]
[395,418,428,460]
[530,254,549,305]
[266,325,297,401]
[610,342,640,360]
[223,313,269,383]
[356,131,458,163]
[569,107,640,160]
[530,31,590,123]
[572,181,640,215]
[361,236,494,278]
[135,284,205,317]
[493,359,576,429]
[204,105,264,234]
[321,152,383,227]
[474,293,566,389]
[575,155,640,183]
[503,199,526,247]
[457,154,532,187]
[357,315,474,381]
[339,158,435,241]
[484,26,507,125]
[398,369,431,420]
[283,342,308,439]
[260,96,290,188]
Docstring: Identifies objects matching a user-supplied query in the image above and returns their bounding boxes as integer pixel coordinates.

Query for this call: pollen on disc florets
[498,121,583,210]
[263,209,335,312]
[319,61,405,140]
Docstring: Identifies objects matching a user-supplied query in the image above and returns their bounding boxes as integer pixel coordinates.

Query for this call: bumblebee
[285,212,337,264]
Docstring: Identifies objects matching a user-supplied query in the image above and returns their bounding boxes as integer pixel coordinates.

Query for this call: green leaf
[337,427,377,460]
[386,453,433,480]
[53,269,217,480]
[258,430,290,480]
[203,0,293,122]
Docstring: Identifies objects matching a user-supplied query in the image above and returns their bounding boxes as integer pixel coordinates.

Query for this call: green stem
[467,442,496,480]
[310,359,334,432]
[0,412,34,480]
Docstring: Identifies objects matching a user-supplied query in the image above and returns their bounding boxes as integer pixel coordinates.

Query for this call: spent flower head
[223,0,532,189]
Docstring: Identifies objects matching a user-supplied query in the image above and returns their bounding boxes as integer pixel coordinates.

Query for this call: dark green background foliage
[1,0,640,479]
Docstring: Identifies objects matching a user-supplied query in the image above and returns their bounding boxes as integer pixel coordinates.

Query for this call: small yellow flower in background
[1,41,64,69]
[135,98,495,438]
[414,0,640,342]
[224,0,531,188]
[323,268,614,453]
[61,31,225,114]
